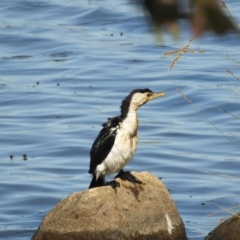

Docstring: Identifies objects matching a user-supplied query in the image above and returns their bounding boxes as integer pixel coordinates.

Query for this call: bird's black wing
[88,116,121,174]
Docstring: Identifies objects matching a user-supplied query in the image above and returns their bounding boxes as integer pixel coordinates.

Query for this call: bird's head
[121,88,165,118]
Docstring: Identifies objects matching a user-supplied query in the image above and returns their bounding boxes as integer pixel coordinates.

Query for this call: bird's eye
[147,93,152,97]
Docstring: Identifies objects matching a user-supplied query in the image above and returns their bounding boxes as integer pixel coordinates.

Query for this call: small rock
[32,171,187,240]
[205,212,240,240]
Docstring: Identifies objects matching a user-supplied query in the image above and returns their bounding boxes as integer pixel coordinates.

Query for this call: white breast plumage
[95,111,139,179]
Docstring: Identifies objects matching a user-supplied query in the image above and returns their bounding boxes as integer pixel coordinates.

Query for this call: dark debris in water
[3,55,32,60]
[9,154,30,161]
[49,51,74,58]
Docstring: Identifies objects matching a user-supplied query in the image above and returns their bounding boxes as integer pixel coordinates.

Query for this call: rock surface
[32,171,187,240]
[205,212,240,240]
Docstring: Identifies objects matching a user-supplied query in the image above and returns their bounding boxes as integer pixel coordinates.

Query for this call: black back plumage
[89,88,152,174]
[89,116,121,174]
[120,88,152,119]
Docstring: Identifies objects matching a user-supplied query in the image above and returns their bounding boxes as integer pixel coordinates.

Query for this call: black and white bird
[88,88,165,189]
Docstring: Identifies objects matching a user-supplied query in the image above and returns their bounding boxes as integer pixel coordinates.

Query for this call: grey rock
[32,171,187,240]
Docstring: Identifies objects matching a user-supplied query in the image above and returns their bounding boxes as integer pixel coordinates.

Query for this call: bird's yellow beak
[147,91,165,101]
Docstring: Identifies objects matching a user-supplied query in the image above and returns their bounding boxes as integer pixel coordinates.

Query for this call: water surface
[1,1,240,239]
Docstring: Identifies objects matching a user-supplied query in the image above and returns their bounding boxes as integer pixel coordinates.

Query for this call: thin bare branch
[164,37,204,70]
[211,201,240,218]
[176,88,240,150]
[227,69,240,82]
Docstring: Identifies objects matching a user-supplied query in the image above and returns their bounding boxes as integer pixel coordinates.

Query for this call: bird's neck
[121,110,138,137]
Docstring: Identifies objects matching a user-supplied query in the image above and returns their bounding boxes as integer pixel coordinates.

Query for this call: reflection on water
[0,0,240,239]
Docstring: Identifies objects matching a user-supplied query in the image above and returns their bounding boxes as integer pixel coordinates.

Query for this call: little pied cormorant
[88,88,165,189]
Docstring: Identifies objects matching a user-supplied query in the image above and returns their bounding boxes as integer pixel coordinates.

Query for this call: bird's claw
[115,170,142,184]
[105,180,120,189]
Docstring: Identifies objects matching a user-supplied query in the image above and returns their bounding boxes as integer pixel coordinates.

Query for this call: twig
[211,201,240,218]
[212,105,240,121]
[227,69,240,82]
[176,88,240,151]
[164,37,206,70]
[176,88,192,103]
[221,0,240,32]
[201,204,240,218]
[180,166,240,180]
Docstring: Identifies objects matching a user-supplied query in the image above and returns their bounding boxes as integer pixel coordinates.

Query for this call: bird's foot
[105,180,120,189]
[115,170,142,184]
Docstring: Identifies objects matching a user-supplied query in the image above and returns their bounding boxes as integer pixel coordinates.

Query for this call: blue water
[1,1,240,239]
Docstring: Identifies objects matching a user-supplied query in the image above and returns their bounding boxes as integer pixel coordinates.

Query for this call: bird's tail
[89,175,105,189]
